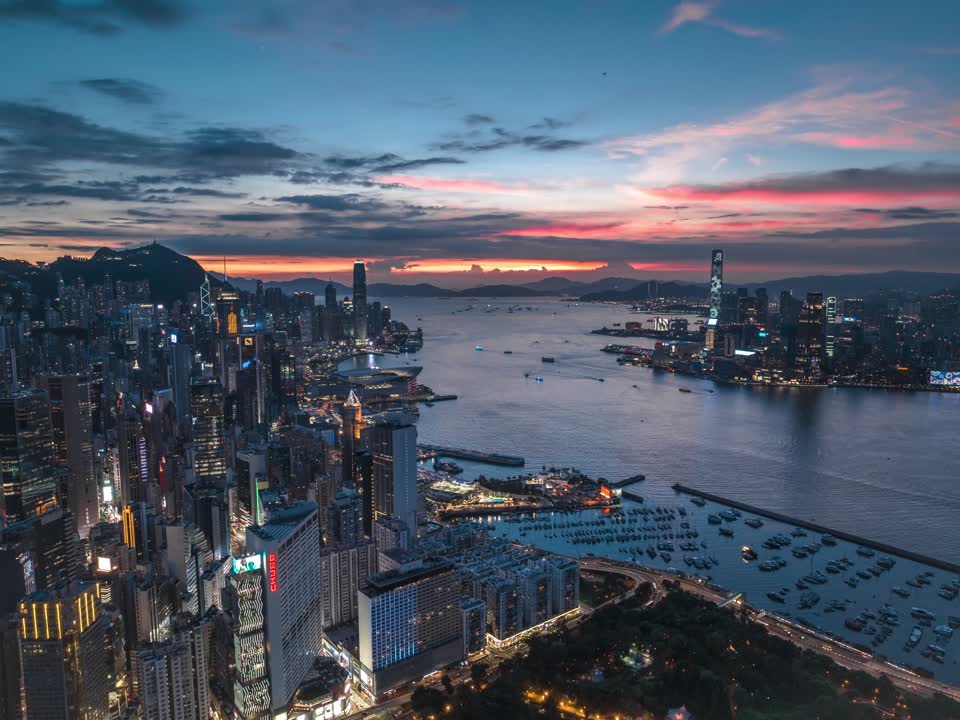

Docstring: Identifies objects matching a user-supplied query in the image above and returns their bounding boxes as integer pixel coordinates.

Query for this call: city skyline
[0,0,959,284]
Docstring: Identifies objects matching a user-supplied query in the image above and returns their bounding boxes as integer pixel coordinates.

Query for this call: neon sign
[267,552,278,592]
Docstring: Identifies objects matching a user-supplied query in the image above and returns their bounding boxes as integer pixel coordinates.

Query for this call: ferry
[678,387,693,393]
[541,356,555,363]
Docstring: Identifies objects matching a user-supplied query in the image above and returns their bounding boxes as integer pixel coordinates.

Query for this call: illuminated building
[136,614,210,720]
[368,416,418,537]
[37,375,98,538]
[245,501,322,712]
[341,390,362,488]
[19,582,112,720]
[825,296,838,358]
[357,562,462,697]
[117,411,149,507]
[216,289,241,339]
[707,249,723,327]
[353,260,368,342]
[217,562,271,718]
[795,293,827,383]
[189,379,227,487]
[0,389,58,525]
[460,597,487,656]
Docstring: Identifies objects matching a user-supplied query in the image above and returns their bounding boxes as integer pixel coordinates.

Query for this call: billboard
[232,554,263,574]
[654,317,669,332]
[929,371,960,387]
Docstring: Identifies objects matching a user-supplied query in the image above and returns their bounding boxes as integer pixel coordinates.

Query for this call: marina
[479,488,960,685]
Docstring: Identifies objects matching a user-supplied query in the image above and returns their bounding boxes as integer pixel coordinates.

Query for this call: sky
[0,0,959,287]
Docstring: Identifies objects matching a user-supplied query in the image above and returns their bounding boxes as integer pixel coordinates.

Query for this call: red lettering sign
[268,552,278,592]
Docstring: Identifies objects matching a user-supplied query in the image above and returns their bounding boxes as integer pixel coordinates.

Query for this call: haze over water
[351,297,960,563]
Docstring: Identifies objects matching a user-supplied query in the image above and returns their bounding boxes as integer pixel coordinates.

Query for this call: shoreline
[671,483,960,574]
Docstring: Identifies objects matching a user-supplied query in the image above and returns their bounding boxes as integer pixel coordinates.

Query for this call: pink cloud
[373,174,524,194]
[660,1,779,40]
[796,132,916,149]
[650,185,960,207]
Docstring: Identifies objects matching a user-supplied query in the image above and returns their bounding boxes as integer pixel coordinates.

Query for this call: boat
[690,496,706,507]
[541,356,555,363]
[678,387,693,393]
[876,557,896,569]
[745,518,764,528]
[535,376,544,382]
[719,527,734,537]
[821,534,837,546]
[856,570,872,580]
[844,618,865,632]
[907,627,923,647]
[911,607,935,620]
[741,546,758,561]
[475,346,484,351]
[856,546,876,557]
[934,625,954,638]
[503,350,513,354]
[767,592,786,603]
[707,514,722,525]
[795,580,809,590]
[948,616,960,629]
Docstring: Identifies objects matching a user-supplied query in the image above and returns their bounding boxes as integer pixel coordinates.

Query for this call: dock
[671,484,960,575]
[607,473,646,488]
[621,488,644,503]
[419,444,525,467]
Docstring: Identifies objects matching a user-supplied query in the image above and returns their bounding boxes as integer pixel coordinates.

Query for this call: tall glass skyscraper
[0,389,58,526]
[353,260,368,342]
[708,248,724,327]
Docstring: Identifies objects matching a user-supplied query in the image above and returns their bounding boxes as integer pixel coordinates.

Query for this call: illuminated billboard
[654,317,669,332]
[929,370,960,387]
[232,554,263,574]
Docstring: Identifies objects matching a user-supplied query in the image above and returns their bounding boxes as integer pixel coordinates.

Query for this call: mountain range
[3,245,958,305]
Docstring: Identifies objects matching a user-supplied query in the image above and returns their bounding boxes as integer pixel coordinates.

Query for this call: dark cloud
[0,0,188,35]
[322,153,464,173]
[274,194,385,211]
[530,117,571,130]
[79,78,161,104]
[855,206,960,221]
[147,186,247,198]
[464,114,495,125]
[433,125,589,153]
[373,156,464,172]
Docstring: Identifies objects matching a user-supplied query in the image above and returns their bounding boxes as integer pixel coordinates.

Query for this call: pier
[418,444,525,467]
[672,484,960,575]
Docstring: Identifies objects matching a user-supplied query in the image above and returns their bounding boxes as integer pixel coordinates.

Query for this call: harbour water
[347,296,960,563]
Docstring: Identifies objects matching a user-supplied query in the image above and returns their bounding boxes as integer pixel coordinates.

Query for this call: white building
[136,614,210,720]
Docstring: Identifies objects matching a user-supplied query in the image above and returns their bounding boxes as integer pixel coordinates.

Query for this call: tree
[411,686,447,719]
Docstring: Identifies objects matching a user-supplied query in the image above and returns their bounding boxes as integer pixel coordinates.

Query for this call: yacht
[821,534,838,546]
[745,518,764,528]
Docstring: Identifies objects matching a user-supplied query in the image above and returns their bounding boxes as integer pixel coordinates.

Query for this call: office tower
[0,507,83,613]
[341,390,362,487]
[183,485,230,560]
[326,487,363,546]
[844,297,864,319]
[368,416,418,535]
[795,293,827,383]
[0,389,58,526]
[0,615,20,720]
[236,446,267,528]
[825,296,838,358]
[372,517,410,569]
[37,375,98,537]
[217,561,271,718]
[707,249,723,326]
[190,379,227,487]
[355,450,373,536]
[779,290,801,363]
[325,282,337,311]
[19,582,112,720]
[357,562,462,697]
[755,288,769,327]
[216,289,241,339]
[460,597,487,656]
[136,614,210,720]
[168,338,193,429]
[319,540,375,630]
[245,501,322,712]
[353,260,368,342]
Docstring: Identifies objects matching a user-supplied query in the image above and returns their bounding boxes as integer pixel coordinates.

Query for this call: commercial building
[340,390,362,489]
[245,501,323,712]
[367,416,418,536]
[189,379,227,487]
[357,562,462,697]
[19,582,113,720]
[352,260,367,342]
[795,293,827,383]
[707,249,723,327]
[0,389,58,525]
[36,375,98,537]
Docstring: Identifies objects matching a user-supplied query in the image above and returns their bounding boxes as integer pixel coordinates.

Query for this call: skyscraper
[341,390,362,488]
[368,416,418,536]
[0,389,58,526]
[707,249,723,327]
[795,293,827,383]
[37,375,98,537]
[190,379,227,487]
[825,296,838,358]
[245,501,322,712]
[19,582,113,720]
[325,282,337,311]
[353,260,368,342]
